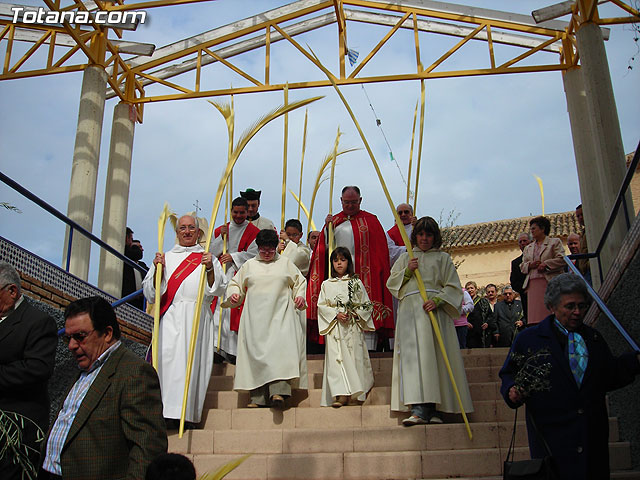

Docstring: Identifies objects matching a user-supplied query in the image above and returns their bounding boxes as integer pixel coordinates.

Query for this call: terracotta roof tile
[443,211,581,249]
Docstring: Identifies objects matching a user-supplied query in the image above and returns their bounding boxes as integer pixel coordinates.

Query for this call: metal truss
[2,0,638,117]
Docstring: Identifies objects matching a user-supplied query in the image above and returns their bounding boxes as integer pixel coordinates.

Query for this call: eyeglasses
[258,247,276,254]
[178,225,197,232]
[397,210,411,215]
[62,330,95,345]
[561,302,590,312]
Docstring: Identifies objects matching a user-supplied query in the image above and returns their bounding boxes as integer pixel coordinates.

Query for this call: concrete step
[204,382,501,409]
[210,349,510,378]
[197,401,518,430]
[207,366,502,394]
[170,422,516,456]
[186,443,637,480]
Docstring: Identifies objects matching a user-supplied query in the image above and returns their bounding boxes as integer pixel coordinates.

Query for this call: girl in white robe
[223,229,308,409]
[387,216,473,426]
[318,247,375,407]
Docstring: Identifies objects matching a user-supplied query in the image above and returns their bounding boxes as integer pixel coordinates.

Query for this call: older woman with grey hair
[499,273,640,480]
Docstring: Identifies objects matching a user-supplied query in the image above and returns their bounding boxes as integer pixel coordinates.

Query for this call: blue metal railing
[1,170,147,276]
[1,170,148,306]
[563,256,639,352]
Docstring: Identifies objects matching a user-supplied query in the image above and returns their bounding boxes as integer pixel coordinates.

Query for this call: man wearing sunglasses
[0,261,57,480]
[40,296,167,480]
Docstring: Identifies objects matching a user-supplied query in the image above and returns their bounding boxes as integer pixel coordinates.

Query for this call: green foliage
[0,410,44,480]
[334,275,390,325]
[509,348,553,397]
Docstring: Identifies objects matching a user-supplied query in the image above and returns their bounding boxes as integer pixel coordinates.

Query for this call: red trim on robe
[387,224,404,246]
[160,252,202,317]
[306,210,394,344]
[213,222,260,331]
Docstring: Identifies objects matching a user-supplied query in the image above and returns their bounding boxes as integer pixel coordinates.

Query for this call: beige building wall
[451,242,569,289]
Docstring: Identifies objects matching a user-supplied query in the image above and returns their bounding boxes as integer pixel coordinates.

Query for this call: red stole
[160,252,202,317]
[306,210,394,344]
[387,224,404,246]
[213,222,260,331]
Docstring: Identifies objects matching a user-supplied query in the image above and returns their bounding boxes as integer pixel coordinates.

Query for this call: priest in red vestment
[307,186,394,351]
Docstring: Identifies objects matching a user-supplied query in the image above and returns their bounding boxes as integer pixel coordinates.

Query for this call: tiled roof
[443,211,581,249]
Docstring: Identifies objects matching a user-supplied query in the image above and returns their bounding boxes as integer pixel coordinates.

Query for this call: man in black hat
[240,188,276,231]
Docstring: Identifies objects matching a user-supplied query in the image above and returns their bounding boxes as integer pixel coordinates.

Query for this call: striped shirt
[42,340,122,475]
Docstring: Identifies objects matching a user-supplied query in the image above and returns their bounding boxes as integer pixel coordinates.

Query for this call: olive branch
[509,348,552,397]
[0,410,44,480]
[334,276,390,325]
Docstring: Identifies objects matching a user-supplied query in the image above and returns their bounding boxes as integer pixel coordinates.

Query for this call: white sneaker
[428,412,444,424]
[402,415,428,427]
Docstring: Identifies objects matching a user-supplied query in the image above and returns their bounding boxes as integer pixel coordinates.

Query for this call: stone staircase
[168,348,639,479]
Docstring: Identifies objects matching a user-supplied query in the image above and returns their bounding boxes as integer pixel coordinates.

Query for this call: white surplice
[317,276,375,406]
[210,220,258,356]
[386,248,473,414]
[281,240,312,276]
[249,215,275,231]
[223,254,308,392]
[142,244,227,422]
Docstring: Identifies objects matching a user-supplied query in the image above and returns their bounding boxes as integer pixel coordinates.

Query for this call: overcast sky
[1,0,638,284]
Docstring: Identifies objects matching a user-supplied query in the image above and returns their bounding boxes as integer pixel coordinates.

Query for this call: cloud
[1,0,638,283]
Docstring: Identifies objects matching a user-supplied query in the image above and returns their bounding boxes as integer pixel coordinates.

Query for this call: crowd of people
[3,187,638,480]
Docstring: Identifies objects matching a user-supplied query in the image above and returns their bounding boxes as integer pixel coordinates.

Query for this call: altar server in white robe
[318,247,375,407]
[278,218,312,276]
[223,229,308,409]
[210,197,259,360]
[387,216,473,426]
[143,214,227,427]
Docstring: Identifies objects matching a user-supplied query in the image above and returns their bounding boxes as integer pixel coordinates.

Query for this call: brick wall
[18,270,151,346]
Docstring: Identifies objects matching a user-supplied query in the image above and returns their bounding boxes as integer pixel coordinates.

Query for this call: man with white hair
[386,203,416,266]
[143,214,227,429]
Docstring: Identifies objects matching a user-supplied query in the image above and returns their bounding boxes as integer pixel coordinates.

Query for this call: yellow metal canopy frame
[2,0,638,118]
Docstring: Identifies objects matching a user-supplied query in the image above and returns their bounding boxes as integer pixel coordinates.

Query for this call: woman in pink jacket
[520,216,566,325]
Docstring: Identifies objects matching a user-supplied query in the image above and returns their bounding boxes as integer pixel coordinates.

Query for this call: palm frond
[232,96,323,162]
[308,147,359,225]
[198,454,251,480]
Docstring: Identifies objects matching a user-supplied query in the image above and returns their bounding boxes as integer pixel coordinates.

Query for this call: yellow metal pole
[309,47,472,439]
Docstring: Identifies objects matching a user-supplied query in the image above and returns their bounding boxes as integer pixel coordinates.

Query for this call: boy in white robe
[278,218,312,276]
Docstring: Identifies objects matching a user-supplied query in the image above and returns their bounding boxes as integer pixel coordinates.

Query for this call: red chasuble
[306,210,394,344]
[159,252,203,317]
[213,222,260,331]
[387,224,404,246]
